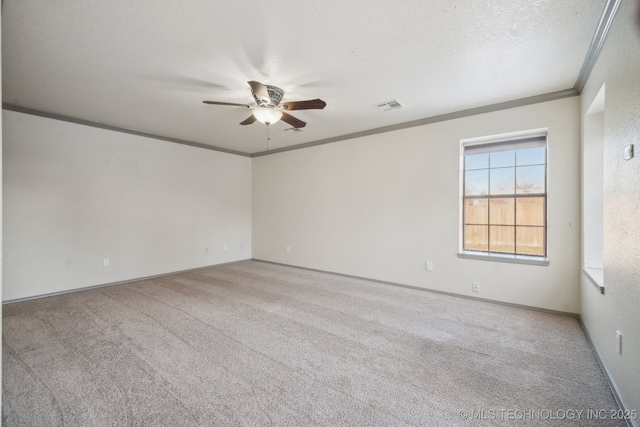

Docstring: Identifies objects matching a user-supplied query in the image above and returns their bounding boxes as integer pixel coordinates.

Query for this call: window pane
[490,167,515,195]
[516,165,545,194]
[462,137,546,258]
[489,226,515,253]
[489,198,515,225]
[516,197,544,226]
[516,147,545,166]
[465,153,489,170]
[516,226,545,255]
[465,199,488,224]
[490,150,515,168]
[465,169,488,196]
[465,225,488,251]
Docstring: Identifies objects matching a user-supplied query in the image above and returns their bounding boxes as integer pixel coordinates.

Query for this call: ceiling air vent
[374,99,403,112]
[284,127,304,133]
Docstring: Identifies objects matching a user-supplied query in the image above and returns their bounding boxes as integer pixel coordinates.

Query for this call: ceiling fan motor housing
[265,85,284,106]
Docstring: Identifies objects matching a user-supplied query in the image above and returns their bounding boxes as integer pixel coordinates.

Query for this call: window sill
[582,267,604,295]
[458,251,549,266]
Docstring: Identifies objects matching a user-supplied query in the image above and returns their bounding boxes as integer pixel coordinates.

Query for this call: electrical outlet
[425,261,433,271]
[205,247,209,254]
[102,258,110,268]
[616,330,622,354]
[286,245,291,253]
[472,282,480,292]
[223,244,228,252]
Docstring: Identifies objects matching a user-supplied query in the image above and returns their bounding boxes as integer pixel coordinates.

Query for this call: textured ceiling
[2,0,606,155]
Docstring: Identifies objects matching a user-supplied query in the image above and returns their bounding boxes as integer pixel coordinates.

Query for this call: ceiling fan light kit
[252,107,284,125]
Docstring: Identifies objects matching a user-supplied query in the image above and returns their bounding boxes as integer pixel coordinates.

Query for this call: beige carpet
[2,260,623,426]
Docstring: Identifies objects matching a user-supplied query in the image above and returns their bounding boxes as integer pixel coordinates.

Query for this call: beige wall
[253,96,581,313]
[580,0,640,417]
[3,110,252,301]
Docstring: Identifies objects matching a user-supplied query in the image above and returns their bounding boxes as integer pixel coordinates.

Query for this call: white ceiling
[3,0,606,155]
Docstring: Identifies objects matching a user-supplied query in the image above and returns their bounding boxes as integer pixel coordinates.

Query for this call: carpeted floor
[2,260,624,426]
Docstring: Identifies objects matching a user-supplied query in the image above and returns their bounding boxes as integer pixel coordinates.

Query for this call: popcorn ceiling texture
[1,0,605,154]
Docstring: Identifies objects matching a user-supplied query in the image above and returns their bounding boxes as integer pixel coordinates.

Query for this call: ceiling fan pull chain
[266,123,270,151]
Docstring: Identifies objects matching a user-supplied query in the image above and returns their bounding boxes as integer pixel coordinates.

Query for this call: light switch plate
[623,144,634,161]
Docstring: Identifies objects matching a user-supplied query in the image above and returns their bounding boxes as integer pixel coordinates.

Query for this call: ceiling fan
[203,81,326,128]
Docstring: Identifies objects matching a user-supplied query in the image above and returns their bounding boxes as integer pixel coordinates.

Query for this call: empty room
[2,0,639,426]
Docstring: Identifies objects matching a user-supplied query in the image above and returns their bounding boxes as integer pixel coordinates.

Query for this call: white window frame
[458,130,550,266]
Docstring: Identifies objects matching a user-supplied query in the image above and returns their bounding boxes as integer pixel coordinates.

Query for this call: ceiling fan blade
[281,112,307,128]
[239,115,257,125]
[203,101,250,108]
[248,81,271,105]
[281,99,327,110]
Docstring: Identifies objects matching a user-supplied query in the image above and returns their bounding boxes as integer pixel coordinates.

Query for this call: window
[462,134,547,259]
[582,84,604,293]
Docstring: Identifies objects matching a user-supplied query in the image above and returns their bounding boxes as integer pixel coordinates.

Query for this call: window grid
[463,144,547,257]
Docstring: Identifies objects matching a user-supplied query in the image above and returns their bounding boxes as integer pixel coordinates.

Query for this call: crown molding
[2,103,251,157]
[574,0,622,93]
[252,89,578,157]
